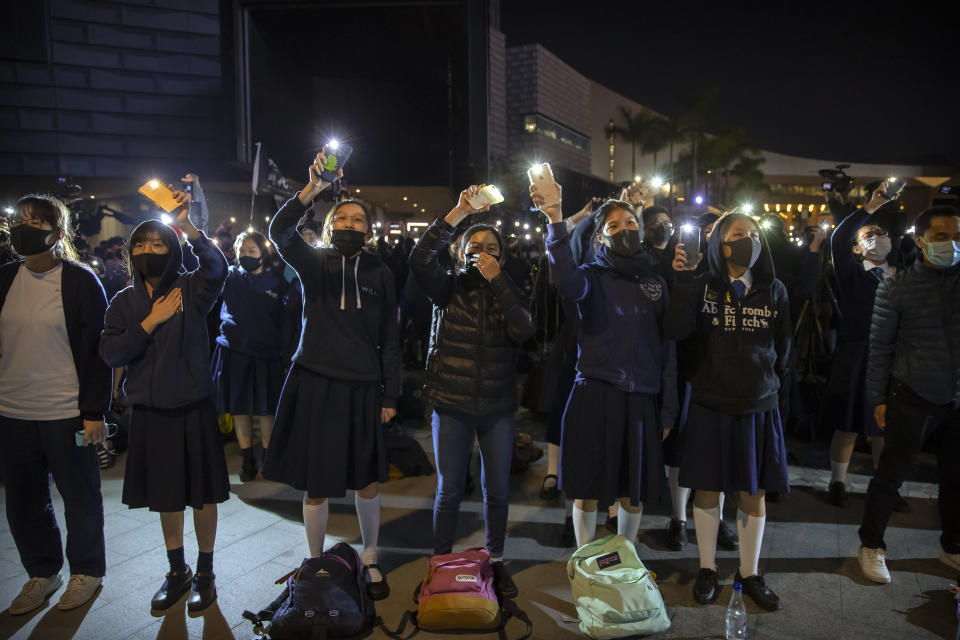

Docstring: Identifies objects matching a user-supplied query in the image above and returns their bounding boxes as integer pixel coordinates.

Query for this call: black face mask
[459,252,499,287]
[724,236,762,268]
[238,256,262,272]
[601,228,643,257]
[331,229,365,257]
[648,223,671,245]
[132,252,170,279]
[10,226,52,256]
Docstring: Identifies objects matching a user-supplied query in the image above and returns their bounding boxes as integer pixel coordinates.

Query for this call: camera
[818,164,854,194]
[939,185,959,195]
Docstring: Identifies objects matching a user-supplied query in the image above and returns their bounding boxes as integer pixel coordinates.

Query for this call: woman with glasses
[0,194,112,614]
[823,183,904,508]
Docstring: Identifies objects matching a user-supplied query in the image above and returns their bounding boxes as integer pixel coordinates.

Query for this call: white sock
[718,492,726,517]
[572,505,597,548]
[355,493,382,582]
[616,504,643,542]
[830,460,849,485]
[736,509,765,577]
[302,499,329,558]
[668,466,690,522]
[692,505,720,570]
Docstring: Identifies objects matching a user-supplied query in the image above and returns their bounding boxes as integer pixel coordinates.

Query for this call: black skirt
[122,397,230,512]
[261,365,388,499]
[679,403,790,495]
[559,379,664,507]
[210,344,285,416]
[821,340,883,437]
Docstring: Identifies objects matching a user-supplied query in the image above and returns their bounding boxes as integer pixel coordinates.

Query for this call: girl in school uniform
[0,194,111,615]
[211,230,288,481]
[99,187,229,613]
[534,181,677,551]
[666,212,791,611]
[262,150,401,601]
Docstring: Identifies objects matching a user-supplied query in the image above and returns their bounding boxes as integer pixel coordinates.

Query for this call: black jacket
[269,195,401,407]
[665,214,793,415]
[410,219,533,416]
[866,260,960,406]
[0,260,112,420]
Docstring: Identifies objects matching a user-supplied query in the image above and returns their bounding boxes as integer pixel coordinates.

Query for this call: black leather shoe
[736,571,779,611]
[151,566,193,610]
[605,516,618,534]
[239,459,257,482]
[693,568,720,604]
[363,565,390,601]
[491,562,518,599]
[187,571,216,613]
[829,481,848,507]
[665,519,687,551]
[561,516,575,548]
[893,492,911,513]
[717,519,739,551]
[539,474,561,501]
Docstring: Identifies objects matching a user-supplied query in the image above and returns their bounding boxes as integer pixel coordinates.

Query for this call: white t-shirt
[0,264,80,420]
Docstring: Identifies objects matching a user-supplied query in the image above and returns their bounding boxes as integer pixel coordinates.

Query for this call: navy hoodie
[216,266,288,358]
[665,213,792,415]
[545,222,678,428]
[99,222,227,409]
[269,195,401,408]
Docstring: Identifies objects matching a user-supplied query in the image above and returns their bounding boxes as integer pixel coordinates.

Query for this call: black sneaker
[665,519,687,551]
[736,571,779,611]
[240,459,258,483]
[717,519,739,551]
[693,568,719,604]
[491,562,518,599]
[829,481,848,507]
[893,493,911,513]
[187,571,216,613]
[363,565,390,601]
[151,566,193,610]
[560,516,576,548]
[539,474,561,501]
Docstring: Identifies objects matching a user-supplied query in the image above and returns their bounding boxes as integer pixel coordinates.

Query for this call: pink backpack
[417,548,500,631]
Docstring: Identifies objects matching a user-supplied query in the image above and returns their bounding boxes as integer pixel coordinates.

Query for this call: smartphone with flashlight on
[883,177,906,200]
[528,163,561,208]
[467,185,505,210]
[320,141,353,183]
[138,180,181,212]
[678,224,700,267]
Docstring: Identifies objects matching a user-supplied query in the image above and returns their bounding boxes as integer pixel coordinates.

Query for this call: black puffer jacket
[866,261,960,406]
[410,219,534,416]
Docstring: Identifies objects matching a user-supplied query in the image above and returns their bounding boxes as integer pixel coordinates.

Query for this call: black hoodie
[664,213,792,415]
[99,220,227,409]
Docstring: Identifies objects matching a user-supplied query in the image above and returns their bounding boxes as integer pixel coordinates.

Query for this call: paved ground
[0,408,957,640]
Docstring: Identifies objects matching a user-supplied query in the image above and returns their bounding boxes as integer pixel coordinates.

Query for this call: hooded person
[98,189,229,614]
[665,211,792,612]
[536,183,677,553]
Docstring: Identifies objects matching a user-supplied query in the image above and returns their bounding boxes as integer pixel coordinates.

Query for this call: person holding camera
[666,212,791,611]
[99,187,230,613]
[823,184,905,508]
[0,194,111,615]
[261,150,400,602]
[857,205,960,584]
[534,180,677,551]
[408,185,533,597]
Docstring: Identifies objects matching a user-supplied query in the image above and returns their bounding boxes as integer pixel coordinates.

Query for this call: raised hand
[299,147,342,205]
[446,185,490,227]
[529,183,563,223]
[474,252,501,281]
[141,288,182,334]
[672,243,700,272]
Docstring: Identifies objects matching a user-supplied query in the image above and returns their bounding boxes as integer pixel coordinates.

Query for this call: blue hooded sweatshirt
[99,220,227,409]
[216,266,288,358]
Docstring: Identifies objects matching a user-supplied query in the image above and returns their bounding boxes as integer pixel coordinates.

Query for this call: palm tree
[729,155,770,204]
[614,107,657,179]
[677,92,716,196]
[641,117,671,174]
[702,130,758,204]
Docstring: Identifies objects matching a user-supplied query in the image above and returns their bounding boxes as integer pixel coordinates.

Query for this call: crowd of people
[0,148,957,628]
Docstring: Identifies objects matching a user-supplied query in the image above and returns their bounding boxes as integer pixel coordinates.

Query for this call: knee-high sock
[737,509,765,577]
[616,504,643,542]
[692,505,720,570]
[830,460,849,485]
[303,501,329,558]
[718,492,726,518]
[355,494,382,581]
[572,505,597,548]
[668,466,690,522]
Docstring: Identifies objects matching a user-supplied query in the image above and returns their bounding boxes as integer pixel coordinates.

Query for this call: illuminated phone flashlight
[695,195,704,205]
[530,164,542,176]
[160,213,173,224]
[742,203,754,214]
[327,140,340,151]
[634,175,642,182]
[681,224,694,234]
[149,180,160,189]
[906,226,915,234]
[820,222,830,230]
[760,219,772,230]
[650,177,663,189]
[888,176,897,183]
[2,206,13,215]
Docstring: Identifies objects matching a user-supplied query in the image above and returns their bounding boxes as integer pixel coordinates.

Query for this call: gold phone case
[138,180,180,213]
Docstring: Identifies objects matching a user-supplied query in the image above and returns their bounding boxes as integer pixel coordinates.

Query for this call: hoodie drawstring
[354,257,362,309]
[339,254,363,311]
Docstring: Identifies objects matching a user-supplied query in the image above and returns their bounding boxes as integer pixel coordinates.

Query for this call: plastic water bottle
[725,581,747,640]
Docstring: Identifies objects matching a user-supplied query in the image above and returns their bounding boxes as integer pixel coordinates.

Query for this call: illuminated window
[524,115,537,133]
[521,113,589,151]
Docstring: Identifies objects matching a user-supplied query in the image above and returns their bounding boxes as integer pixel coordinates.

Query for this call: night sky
[501,3,959,167]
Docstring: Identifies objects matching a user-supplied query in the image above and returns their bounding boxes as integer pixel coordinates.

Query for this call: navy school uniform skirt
[679,402,790,495]
[210,344,284,416]
[821,340,884,437]
[559,378,664,507]
[261,365,388,499]
[122,397,230,512]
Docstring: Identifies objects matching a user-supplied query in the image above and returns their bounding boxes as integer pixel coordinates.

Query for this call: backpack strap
[382,610,419,640]
[499,599,533,640]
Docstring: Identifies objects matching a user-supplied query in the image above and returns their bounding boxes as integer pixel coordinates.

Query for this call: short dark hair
[593,199,638,231]
[126,220,177,275]
[232,230,270,265]
[641,206,669,226]
[915,205,960,237]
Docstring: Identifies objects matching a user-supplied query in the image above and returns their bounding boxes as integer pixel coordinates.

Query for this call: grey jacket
[866,261,960,406]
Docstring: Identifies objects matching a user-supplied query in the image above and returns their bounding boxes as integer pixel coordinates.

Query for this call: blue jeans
[431,408,514,557]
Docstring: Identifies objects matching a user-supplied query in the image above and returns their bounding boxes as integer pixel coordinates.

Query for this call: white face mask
[858,235,891,262]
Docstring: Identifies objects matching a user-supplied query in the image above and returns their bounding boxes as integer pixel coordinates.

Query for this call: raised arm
[408,219,457,306]
[169,184,227,311]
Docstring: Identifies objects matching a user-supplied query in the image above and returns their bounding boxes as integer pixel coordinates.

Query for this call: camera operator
[857,205,960,585]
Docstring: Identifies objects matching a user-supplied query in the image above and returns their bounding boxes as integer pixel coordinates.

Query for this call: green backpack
[566,535,671,639]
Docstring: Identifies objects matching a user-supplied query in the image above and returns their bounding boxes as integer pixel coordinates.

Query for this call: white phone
[527,163,560,207]
[467,185,504,210]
